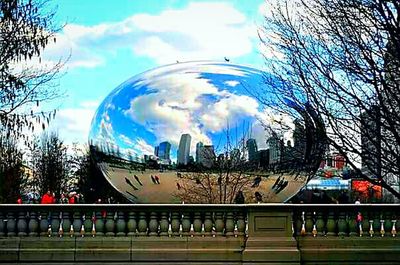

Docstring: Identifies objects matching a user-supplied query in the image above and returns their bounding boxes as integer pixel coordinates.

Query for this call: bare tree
[29,132,69,196]
[260,0,400,199]
[0,135,26,202]
[0,0,63,140]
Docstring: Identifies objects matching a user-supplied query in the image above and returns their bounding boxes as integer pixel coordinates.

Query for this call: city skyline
[89,62,297,165]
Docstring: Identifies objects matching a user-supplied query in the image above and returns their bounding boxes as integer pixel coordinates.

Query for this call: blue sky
[39,0,268,146]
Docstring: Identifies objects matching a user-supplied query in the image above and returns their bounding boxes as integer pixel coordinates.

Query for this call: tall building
[177,134,191,165]
[292,119,306,161]
[268,134,282,165]
[201,145,216,168]
[246,138,258,162]
[230,148,241,167]
[154,146,159,157]
[158,141,171,160]
[361,106,381,179]
[196,142,204,163]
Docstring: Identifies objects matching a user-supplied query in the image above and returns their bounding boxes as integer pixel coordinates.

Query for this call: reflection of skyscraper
[230,148,241,166]
[201,145,216,168]
[361,106,381,178]
[154,146,159,157]
[268,135,282,165]
[246,138,258,162]
[177,134,191,165]
[158,141,171,160]
[196,142,204,163]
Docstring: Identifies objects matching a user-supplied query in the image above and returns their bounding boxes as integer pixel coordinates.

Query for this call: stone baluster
[325,211,336,236]
[235,211,246,237]
[380,218,385,237]
[159,212,169,237]
[203,212,213,237]
[214,212,225,236]
[362,213,370,237]
[390,218,397,237]
[72,211,82,237]
[50,211,60,237]
[372,213,380,237]
[384,213,392,237]
[137,212,148,236]
[28,211,39,237]
[62,211,72,237]
[305,211,314,236]
[0,212,5,237]
[181,212,191,237]
[39,211,49,237]
[170,212,180,237]
[17,211,28,236]
[225,212,234,237]
[192,212,202,237]
[148,212,159,236]
[83,211,93,236]
[315,212,325,237]
[116,211,126,236]
[105,211,115,236]
[295,211,304,237]
[396,215,400,237]
[348,212,358,237]
[369,219,374,237]
[94,211,105,236]
[337,212,347,237]
[7,212,17,236]
[127,212,137,236]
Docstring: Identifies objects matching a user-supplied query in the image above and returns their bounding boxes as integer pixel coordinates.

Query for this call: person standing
[41,190,54,204]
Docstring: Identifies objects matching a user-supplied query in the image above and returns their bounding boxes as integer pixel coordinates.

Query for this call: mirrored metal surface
[89,61,326,203]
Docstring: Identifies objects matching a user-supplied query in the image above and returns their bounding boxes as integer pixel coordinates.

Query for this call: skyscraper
[158,141,171,161]
[196,142,204,163]
[268,134,282,165]
[177,134,191,165]
[246,138,258,162]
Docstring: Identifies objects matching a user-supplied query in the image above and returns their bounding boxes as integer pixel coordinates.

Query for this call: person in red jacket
[41,190,54,204]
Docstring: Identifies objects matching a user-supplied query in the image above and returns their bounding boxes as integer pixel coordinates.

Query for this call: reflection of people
[134,175,143,186]
[272,176,281,190]
[154,175,160,184]
[252,176,262,188]
[255,192,263,203]
[125,177,138,190]
[151,175,157,184]
[234,191,245,204]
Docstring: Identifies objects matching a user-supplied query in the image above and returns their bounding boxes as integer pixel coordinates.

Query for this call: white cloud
[135,138,154,155]
[38,2,257,68]
[119,134,134,146]
[200,93,260,132]
[224,80,240,87]
[48,101,98,145]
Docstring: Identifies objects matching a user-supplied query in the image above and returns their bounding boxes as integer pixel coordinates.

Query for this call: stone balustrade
[292,204,400,237]
[0,204,399,264]
[0,204,247,238]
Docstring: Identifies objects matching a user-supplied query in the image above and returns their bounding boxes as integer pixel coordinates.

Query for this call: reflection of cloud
[135,138,154,155]
[124,68,262,154]
[119,134,134,146]
[224,80,240,87]
[37,2,256,68]
[200,94,259,132]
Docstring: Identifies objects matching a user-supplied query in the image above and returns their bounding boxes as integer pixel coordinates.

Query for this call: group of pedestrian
[151,175,160,184]
[17,190,83,204]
